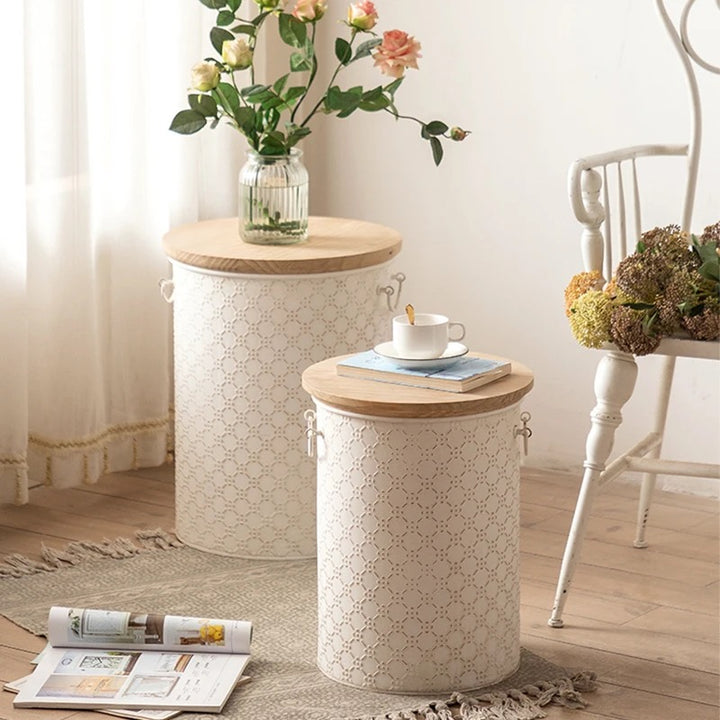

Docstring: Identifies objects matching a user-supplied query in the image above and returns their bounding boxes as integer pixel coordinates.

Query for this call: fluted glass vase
[238,148,309,245]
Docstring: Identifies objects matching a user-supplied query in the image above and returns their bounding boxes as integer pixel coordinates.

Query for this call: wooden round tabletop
[302,353,534,419]
[162,216,402,275]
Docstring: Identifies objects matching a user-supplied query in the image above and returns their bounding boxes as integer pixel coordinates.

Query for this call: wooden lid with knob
[163,216,402,275]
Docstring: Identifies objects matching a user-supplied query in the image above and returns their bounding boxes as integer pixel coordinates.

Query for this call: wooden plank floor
[0,465,717,720]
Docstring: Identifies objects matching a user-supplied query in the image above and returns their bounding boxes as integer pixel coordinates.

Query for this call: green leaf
[230,23,256,35]
[251,10,270,26]
[698,260,720,283]
[359,94,390,112]
[212,82,240,115]
[265,130,286,145]
[242,84,286,111]
[198,0,226,9]
[290,52,314,72]
[325,85,363,113]
[430,136,444,166]
[622,302,657,310]
[216,9,235,25]
[227,0,240,10]
[264,107,281,131]
[383,78,403,97]
[242,84,271,102]
[425,120,449,136]
[286,124,312,147]
[358,87,389,112]
[273,74,289,95]
[188,94,218,117]
[284,86,306,104]
[278,13,307,48]
[361,86,383,101]
[210,26,234,54]
[335,38,352,65]
[234,106,257,134]
[695,239,719,265]
[351,37,382,62]
[259,129,288,155]
[169,109,207,134]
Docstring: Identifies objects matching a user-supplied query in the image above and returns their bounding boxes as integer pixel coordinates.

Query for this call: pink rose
[372,30,422,78]
[347,1,378,31]
[292,0,327,22]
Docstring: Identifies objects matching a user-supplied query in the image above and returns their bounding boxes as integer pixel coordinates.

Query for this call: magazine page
[13,646,250,711]
[4,675,181,720]
[48,606,252,654]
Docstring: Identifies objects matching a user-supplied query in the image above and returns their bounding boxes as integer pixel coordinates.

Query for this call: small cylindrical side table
[302,355,533,694]
[162,217,402,559]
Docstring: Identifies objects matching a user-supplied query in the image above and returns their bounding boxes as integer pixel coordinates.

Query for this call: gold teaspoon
[405,304,415,325]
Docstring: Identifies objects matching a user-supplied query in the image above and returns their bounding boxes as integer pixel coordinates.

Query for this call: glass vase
[238,148,309,245]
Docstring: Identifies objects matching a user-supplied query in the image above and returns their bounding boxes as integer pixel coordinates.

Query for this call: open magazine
[12,606,252,714]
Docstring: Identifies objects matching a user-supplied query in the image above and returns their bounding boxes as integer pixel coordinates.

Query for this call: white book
[337,351,512,393]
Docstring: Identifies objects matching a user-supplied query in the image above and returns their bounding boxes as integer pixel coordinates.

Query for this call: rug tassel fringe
[0,529,183,578]
[358,672,597,720]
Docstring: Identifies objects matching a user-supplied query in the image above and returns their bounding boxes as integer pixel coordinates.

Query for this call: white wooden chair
[548,0,720,629]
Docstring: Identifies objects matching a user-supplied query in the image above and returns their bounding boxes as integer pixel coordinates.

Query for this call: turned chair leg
[634,355,676,548]
[548,350,638,628]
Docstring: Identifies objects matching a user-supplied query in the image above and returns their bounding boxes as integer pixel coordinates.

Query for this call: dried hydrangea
[604,277,639,304]
[609,305,661,356]
[656,269,694,333]
[568,291,613,348]
[614,250,666,303]
[566,219,719,353]
[640,224,692,260]
[700,221,720,245]
[616,225,697,303]
[564,270,604,316]
[682,306,720,341]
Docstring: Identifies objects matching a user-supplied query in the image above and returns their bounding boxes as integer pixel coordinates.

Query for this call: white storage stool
[302,355,534,694]
[162,217,403,559]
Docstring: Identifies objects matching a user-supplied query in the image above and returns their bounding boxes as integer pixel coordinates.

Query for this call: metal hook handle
[376,272,406,312]
[304,409,323,458]
[513,411,533,456]
[158,278,175,304]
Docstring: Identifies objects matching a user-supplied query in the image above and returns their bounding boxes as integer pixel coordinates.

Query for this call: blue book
[336,351,511,393]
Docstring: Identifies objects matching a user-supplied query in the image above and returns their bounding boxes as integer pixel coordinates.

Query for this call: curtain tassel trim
[354,672,597,720]
[0,529,183,578]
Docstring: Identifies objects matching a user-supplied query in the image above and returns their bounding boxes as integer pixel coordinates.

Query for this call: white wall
[303,0,720,494]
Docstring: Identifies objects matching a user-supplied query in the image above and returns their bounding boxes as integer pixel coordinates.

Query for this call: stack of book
[5,606,252,717]
[336,350,512,393]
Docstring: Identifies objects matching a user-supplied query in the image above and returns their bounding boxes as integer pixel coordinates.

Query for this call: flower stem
[299,36,356,128]
[290,24,318,124]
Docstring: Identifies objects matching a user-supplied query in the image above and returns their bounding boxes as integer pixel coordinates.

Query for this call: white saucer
[373,341,469,370]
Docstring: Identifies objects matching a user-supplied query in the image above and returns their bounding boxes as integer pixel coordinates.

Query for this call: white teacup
[392,313,466,359]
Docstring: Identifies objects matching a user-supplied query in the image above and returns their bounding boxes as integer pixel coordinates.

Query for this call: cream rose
[222,38,253,70]
[347,1,378,31]
[191,61,220,92]
[372,30,422,79]
[292,0,327,22]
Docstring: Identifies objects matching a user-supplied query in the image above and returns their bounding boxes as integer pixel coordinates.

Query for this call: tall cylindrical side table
[302,355,533,694]
[163,217,402,559]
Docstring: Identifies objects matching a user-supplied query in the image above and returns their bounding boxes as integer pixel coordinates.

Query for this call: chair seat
[599,337,719,360]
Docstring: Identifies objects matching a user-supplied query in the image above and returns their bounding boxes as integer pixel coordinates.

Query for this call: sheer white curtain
[0,1,241,504]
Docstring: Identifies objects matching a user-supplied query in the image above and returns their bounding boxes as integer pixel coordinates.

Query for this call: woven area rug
[0,531,595,720]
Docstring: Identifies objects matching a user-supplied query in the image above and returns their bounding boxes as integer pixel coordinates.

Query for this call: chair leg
[634,356,676,548]
[548,350,638,628]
